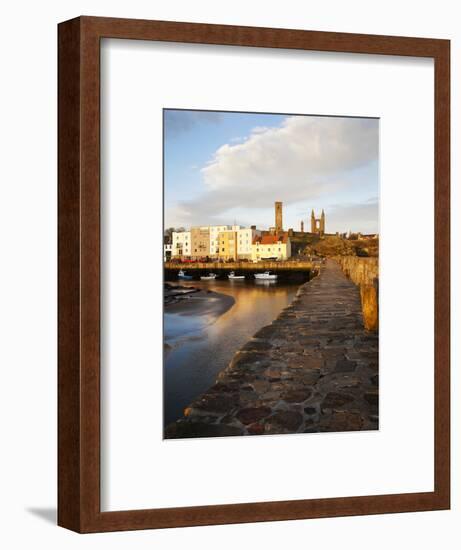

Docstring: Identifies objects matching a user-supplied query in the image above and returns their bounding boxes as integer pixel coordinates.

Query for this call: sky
[164,109,379,234]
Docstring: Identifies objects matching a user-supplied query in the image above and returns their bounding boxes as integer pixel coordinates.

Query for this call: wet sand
[165,287,235,318]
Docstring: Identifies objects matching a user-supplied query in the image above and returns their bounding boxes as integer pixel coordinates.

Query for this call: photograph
[163,109,380,439]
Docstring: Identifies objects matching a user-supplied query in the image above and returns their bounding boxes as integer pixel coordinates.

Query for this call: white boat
[228,271,245,280]
[178,269,193,280]
[200,273,217,280]
[254,271,278,280]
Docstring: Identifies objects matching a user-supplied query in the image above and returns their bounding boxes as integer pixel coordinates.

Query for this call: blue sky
[164,109,379,234]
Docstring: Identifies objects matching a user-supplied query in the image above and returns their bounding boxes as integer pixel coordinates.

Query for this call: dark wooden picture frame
[58,16,450,533]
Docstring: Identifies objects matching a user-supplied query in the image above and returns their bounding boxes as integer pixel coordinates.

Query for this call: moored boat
[200,273,217,280]
[228,271,245,280]
[254,271,278,280]
[178,269,193,280]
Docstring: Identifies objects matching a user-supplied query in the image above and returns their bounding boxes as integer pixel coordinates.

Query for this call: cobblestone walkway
[165,259,379,438]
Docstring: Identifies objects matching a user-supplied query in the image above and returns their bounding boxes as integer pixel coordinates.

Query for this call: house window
[222,248,225,252]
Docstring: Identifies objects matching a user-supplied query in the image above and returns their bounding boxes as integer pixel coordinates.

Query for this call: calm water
[163,279,301,427]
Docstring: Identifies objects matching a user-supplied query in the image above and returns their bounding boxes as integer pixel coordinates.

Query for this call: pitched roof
[253,233,289,245]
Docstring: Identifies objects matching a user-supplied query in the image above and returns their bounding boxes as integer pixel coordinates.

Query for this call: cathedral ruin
[311,209,325,236]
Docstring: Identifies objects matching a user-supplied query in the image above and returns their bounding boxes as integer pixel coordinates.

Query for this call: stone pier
[165,259,379,438]
[335,256,379,331]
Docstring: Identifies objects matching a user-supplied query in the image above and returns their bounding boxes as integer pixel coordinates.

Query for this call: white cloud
[176,115,378,224]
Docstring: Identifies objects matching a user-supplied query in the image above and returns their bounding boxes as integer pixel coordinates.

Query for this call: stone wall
[335,257,379,331]
[164,260,314,271]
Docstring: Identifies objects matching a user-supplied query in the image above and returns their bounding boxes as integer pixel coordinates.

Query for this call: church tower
[320,209,325,234]
[311,209,316,233]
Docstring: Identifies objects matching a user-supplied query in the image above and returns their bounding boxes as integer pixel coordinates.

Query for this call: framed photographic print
[58,16,450,532]
[162,109,380,439]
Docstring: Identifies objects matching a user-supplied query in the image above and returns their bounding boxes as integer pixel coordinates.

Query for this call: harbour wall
[164,260,318,282]
[164,260,315,271]
[334,256,379,331]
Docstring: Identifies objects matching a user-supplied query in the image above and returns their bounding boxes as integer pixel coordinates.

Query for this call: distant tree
[164,226,186,243]
[164,227,174,242]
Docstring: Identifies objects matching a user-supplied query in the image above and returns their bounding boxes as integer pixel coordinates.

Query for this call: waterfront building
[163,243,172,261]
[215,226,260,260]
[172,231,191,258]
[236,227,260,259]
[170,224,262,261]
[190,226,211,259]
[209,225,230,256]
[251,233,292,261]
[218,230,238,261]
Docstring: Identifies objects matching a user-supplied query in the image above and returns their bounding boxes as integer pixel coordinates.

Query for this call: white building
[251,233,292,262]
[236,227,260,259]
[172,231,191,257]
[208,225,260,259]
[171,225,261,260]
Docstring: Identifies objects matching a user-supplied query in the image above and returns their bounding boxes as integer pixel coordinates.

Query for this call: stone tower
[275,201,283,233]
[311,209,316,233]
[300,220,304,233]
[311,209,326,235]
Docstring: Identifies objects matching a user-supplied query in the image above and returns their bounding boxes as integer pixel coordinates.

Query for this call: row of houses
[164,224,292,262]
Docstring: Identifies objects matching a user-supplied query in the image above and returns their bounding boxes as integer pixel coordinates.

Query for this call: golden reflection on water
[163,279,300,426]
[211,281,295,334]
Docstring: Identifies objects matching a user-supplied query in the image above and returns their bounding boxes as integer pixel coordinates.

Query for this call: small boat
[228,271,245,280]
[254,271,278,280]
[200,273,217,280]
[178,269,193,280]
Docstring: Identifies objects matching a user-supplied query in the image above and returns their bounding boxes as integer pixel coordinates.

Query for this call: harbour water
[163,279,301,427]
